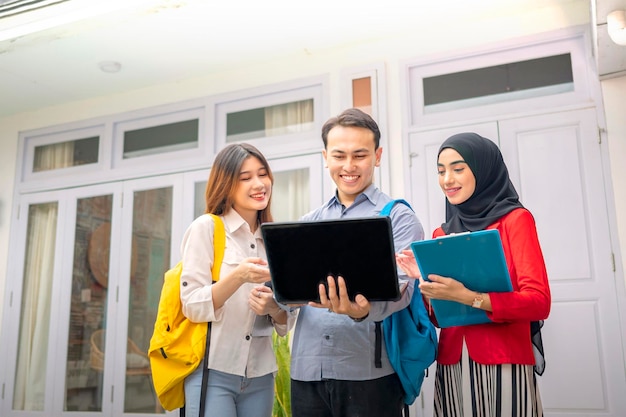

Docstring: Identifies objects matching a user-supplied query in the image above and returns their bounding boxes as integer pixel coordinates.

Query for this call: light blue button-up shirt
[290,184,425,381]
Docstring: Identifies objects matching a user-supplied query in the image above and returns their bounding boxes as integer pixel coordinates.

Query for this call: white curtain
[33,141,74,172]
[13,203,58,410]
[272,169,309,222]
[264,99,314,137]
[14,141,70,409]
[263,100,313,221]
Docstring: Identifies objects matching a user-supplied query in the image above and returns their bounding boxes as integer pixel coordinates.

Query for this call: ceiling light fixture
[607,10,626,46]
[98,61,122,73]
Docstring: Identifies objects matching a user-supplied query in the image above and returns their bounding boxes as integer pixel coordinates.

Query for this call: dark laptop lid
[260,216,401,304]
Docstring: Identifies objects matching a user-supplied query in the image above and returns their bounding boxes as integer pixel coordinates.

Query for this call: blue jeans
[184,364,274,417]
[290,374,405,417]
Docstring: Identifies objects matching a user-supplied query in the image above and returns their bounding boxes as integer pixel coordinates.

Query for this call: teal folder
[410,229,513,328]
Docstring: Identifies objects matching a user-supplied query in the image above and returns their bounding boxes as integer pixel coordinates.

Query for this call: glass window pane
[272,168,310,222]
[123,119,199,159]
[423,53,574,106]
[226,99,314,142]
[64,195,112,411]
[194,180,206,219]
[126,187,173,413]
[13,202,58,411]
[352,77,372,116]
[33,137,99,172]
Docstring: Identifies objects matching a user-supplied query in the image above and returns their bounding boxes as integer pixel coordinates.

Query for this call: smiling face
[437,148,476,205]
[322,125,382,207]
[232,156,272,224]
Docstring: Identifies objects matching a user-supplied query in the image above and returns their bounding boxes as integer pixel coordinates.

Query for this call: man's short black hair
[321,108,381,149]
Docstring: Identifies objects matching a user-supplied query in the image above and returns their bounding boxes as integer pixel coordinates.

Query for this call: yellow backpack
[148,214,226,411]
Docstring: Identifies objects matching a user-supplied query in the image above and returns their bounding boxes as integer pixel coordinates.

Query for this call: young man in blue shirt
[289,108,425,417]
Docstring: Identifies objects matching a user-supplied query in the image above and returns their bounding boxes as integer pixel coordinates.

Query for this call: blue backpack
[377,199,438,409]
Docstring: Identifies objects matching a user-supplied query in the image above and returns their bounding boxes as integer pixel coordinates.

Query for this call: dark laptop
[260,216,401,304]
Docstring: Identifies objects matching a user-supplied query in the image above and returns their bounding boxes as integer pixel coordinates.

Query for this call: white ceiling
[0,0,623,120]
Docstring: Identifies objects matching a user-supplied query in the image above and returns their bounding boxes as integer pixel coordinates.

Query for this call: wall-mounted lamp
[98,61,122,73]
[607,10,626,46]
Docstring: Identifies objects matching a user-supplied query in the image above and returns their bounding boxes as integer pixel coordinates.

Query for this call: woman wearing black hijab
[397,132,551,417]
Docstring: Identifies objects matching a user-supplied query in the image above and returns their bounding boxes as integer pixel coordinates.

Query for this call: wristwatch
[350,312,369,322]
[471,293,484,309]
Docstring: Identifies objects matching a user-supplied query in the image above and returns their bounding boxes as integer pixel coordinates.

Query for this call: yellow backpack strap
[208,214,226,283]
[196,214,225,417]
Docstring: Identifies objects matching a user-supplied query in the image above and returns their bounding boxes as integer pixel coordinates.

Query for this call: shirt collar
[329,183,379,209]
[222,209,262,238]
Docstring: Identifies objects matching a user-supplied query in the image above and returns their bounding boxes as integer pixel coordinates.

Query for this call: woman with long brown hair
[180,143,294,417]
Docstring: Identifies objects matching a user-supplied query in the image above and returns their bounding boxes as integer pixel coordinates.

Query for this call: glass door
[8,193,64,414]
[112,175,184,416]
[270,153,325,221]
[1,185,125,417]
[1,153,324,417]
[54,176,184,417]
[54,183,123,416]
[124,186,172,414]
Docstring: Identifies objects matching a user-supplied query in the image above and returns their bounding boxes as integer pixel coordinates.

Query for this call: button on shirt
[179,210,294,378]
[290,185,425,382]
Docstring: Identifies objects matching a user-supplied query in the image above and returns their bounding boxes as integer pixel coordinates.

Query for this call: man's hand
[309,275,370,320]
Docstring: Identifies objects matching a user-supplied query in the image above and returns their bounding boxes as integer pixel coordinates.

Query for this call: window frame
[212,76,328,158]
[20,123,107,187]
[403,28,593,128]
[340,62,390,193]
[112,104,208,170]
[16,77,330,194]
[5,75,333,417]
[3,190,69,413]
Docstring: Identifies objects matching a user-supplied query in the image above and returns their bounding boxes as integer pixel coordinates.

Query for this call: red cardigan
[432,208,551,365]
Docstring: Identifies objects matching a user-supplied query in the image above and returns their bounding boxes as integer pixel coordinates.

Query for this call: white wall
[601,76,626,283]
[0,0,600,338]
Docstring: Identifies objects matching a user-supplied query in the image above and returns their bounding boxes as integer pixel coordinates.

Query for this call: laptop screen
[261,216,401,304]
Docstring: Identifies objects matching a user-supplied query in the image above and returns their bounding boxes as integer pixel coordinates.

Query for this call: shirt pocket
[220,246,245,278]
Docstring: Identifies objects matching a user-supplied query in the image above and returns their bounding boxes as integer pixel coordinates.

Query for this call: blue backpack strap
[375,198,414,369]
[375,198,438,407]
[380,199,413,217]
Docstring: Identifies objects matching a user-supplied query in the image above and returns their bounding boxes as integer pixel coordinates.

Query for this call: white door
[1,191,70,417]
[499,109,626,416]
[407,108,626,416]
[0,180,170,417]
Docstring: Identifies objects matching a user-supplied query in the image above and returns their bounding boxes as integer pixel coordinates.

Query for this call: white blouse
[179,210,294,378]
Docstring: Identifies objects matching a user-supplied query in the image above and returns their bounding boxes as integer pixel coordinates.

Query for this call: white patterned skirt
[434,342,543,417]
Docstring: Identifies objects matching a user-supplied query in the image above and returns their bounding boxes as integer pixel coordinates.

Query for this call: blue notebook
[410,229,512,328]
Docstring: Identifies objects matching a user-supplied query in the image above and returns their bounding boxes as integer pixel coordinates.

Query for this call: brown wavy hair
[205,143,274,224]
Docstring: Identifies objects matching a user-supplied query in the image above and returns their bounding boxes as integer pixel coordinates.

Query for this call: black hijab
[439,132,523,234]
[439,132,546,375]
